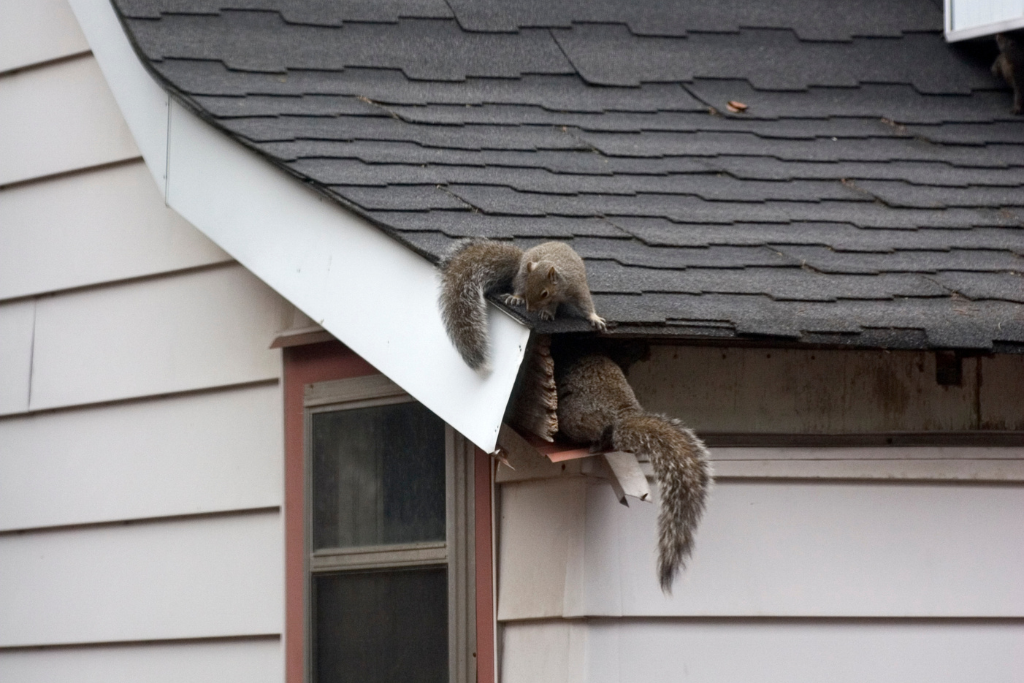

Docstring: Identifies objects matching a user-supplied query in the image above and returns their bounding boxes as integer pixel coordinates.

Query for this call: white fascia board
[944,0,1024,41]
[67,0,530,452]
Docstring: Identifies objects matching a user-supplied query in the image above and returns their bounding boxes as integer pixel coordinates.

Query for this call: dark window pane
[312,402,446,550]
[314,568,448,683]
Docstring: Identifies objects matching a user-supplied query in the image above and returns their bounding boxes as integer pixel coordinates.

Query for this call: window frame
[284,342,494,683]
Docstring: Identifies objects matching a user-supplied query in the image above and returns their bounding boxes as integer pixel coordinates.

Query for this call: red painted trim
[284,341,497,683]
[283,342,377,683]
[474,449,496,683]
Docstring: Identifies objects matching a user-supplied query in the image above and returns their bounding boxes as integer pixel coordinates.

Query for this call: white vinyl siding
[0,511,283,646]
[0,383,283,531]
[0,299,34,414]
[0,0,89,74]
[27,264,288,412]
[0,54,138,186]
[0,5,287,679]
[0,161,230,300]
[502,619,1023,683]
[0,639,282,683]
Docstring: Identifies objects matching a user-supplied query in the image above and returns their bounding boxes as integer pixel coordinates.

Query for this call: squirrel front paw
[538,309,555,321]
[502,294,525,307]
[589,314,607,332]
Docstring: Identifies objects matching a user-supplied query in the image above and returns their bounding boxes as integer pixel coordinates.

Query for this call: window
[301,373,478,683]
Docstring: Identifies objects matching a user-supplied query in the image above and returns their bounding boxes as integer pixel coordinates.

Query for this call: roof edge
[68,0,529,452]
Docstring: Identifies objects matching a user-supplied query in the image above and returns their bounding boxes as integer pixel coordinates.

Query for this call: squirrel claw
[589,314,608,332]
[502,293,525,307]
[538,309,555,321]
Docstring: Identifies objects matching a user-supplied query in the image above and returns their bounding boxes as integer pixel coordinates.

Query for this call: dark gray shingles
[932,272,1024,303]
[445,186,1017,229]
[585,260,947,300]
[776,245,1024,274]
[853,181,1024,208]
[570,238,801,269]
[553,26,997,93]
[129,13,573,80]
[380,212,630,238]
[340,186,472,211]
[610,218,1024,253]
[573,130,1023,167]
[707,157,1024,187]
[113,0,1024,350]
[117,0,454,22]
[685,80,1020,124]
[446,0,940,39]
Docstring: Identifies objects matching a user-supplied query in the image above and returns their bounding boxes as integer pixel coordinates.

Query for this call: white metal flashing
[67,0,530,452]
[945,0,1024,42]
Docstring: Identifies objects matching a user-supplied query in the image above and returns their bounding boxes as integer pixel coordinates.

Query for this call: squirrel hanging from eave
[438,238,712,592]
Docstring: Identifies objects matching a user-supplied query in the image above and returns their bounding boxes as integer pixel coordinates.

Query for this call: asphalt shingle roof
[113,0,1024,352]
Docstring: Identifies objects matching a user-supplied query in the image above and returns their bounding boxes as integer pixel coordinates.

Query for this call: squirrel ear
[526,261,538,273]
[547,265,558,282]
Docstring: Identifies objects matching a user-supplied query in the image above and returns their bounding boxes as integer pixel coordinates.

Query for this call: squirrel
[439,238,606,370]
[993,30,1023,115]
[554,351,712,593]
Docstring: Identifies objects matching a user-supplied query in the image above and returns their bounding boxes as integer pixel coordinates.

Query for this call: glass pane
[314,568,448,683]
[312,401,446,550]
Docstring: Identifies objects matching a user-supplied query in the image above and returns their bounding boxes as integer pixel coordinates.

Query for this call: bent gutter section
[67,0,529,453]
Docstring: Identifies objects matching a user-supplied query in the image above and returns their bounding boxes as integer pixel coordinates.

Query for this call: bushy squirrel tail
[612,413,712,593]
[439,239,523,370]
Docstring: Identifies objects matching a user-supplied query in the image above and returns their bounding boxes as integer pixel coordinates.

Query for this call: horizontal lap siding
[499,477,1024,619]
[0,5,287,671]
[0,0,88,74]
[0,299,34,414]
[0,161,230,300]
[27,264,288,412]
[0,639,282,683]
[502,620,1024,683]
[0,54,139,186]
[0,512,283,646]
[0,384,283,531]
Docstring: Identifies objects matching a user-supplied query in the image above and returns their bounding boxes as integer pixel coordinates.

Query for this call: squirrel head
[524,261,560,311]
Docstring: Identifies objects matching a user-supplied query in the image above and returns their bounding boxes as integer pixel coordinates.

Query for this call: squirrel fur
[555,352,712,592]
[993,30,1024,115]
[439,239,606,370]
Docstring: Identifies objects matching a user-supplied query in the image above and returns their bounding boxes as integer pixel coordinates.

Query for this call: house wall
[0,4,292,680]
[499,346,1024,682]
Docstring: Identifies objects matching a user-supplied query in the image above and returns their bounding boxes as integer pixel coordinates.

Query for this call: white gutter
[68,0,530,453]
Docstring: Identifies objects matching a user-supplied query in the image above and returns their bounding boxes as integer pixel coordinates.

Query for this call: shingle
[685,80,1020,124]
[553,25,996,93]
[571,238,800,269]
[445,186,1017,229]
[223,116,590,151]
[338,185,472,211]
[585,260,947,300]
[380,212,629,238]
[266,140,715,175]
[572,129,1023,168]
[776,246,1024,274]
[445,0,940,39]
[129,13,573,79]
[853,181,1024,209]
[192,93,386,117]
[611,218,1024,253]
[113,0,1024,351]
[707,157,1024,187]
[932,272,1024,303]
[116,0,454,22]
